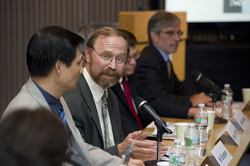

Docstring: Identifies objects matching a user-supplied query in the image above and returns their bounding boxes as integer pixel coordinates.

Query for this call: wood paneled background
[0,0,165,115]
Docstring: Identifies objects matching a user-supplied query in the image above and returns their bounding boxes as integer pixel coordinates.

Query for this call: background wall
[0,0,165,115]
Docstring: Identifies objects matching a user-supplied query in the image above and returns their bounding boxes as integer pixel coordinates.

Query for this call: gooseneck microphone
[191,70,225,96]
[134,97,172,134]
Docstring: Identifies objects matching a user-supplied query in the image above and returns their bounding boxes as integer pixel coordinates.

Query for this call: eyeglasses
[127,51,141,64]
[90,46,128,66]
[160,30,183,37]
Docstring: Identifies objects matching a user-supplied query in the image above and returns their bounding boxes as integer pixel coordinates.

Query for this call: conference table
[143,105,250,166]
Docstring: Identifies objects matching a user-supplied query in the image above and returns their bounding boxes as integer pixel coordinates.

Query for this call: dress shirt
[35,81,62,114]
[154,44,172,62]
[83,68,115,147]
[118,77,138,114]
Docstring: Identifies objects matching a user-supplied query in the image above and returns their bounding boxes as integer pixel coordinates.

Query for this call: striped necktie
[58,105,71,146]
[102,90,112,148]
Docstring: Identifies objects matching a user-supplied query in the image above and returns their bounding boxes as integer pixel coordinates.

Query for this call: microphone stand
[155,118,169,161]
[144,119,171,166]
[156,127,163,161]
[211,92,218,111]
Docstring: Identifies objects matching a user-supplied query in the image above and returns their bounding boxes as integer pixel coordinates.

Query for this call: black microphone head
[191,70,201,81]
[135,97,147,110]
[134,96,145,109]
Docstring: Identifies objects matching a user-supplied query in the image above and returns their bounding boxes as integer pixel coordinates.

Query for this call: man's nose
[173,33,180,41]
[108,58,116,70]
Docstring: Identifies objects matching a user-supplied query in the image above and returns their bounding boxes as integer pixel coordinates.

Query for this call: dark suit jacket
[135,44,195,106]
[111,74,191,136]
[63,74,124,156]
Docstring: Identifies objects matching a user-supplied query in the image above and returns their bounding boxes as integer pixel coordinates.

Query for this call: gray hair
[148,10,181,43]
[74,25,99,55]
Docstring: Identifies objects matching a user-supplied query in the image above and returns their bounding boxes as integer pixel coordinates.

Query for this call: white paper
[227,121,241,146]
[233,110,249,131]
[215,122,229,144]
[214,121,240,146]
[211,141,233,166]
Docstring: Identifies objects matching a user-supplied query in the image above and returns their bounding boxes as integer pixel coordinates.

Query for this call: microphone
[134,97,172,134]
[191,70,225,96]
[64,150,91,166]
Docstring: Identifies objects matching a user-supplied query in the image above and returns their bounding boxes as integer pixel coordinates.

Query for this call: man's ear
[85,47,91,63]
[55,60,61,74]
[150,31,158,43]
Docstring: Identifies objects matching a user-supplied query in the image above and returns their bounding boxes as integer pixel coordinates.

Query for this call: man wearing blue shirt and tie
[135,11,213,110]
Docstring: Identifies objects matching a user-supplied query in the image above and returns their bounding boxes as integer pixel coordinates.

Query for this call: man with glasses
[111,29,204,136]
[135,11,213,117]
[63,27,167,162]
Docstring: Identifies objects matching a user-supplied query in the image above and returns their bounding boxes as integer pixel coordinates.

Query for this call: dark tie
[166,59,171,80]
[122,77,143,130]
[58,105,71,146]
[58,106,66,127]
[101,90,112,148]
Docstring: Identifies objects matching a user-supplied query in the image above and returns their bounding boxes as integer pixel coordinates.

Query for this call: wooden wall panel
[0,0,152,115]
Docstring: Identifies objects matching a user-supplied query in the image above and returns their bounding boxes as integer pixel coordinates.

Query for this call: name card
[211,141,233,166]
[215,121,241,146]
[233,110,249,131]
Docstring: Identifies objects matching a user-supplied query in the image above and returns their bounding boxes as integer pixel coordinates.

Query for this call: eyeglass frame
[126,51,141,64]
[89,46,128,66]
[159,30,183,37]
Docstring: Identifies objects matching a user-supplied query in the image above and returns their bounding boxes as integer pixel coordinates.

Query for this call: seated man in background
[135,11,213,108]
[0,108,68,166]
[111,29,198,136]
[63,26,168,161]
[74,25,99,66]
[2,25,142,166]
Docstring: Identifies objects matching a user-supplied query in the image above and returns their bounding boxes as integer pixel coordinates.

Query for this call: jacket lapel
[26,77,51,111]
[150,44,172,92]
[78,75,103,140]
[112,83,131,112]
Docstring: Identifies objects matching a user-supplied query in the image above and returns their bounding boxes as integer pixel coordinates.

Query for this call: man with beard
[63,27,167,161]
[135,11,213,108]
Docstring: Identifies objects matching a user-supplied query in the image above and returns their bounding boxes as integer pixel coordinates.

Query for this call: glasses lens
[134,51,140,59]
[178,31,183,36]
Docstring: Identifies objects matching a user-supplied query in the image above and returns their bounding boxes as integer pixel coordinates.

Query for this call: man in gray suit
[2,26,143,166]
[63,26,168,161]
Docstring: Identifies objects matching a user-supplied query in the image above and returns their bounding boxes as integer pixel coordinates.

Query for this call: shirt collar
[153,44,172,62]
[83,67,108,102]
[119,76,128,84]
[34,81,61,112]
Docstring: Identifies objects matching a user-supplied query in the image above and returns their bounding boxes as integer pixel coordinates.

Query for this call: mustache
[171,42,179,45]
[100,68,119,76]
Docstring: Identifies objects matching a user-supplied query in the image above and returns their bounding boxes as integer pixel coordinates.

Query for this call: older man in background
[135,11,213,110]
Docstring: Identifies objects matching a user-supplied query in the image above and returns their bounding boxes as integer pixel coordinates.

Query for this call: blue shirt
[34,81,71,146]
[153,44,172,62]
[35,82,62,114]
